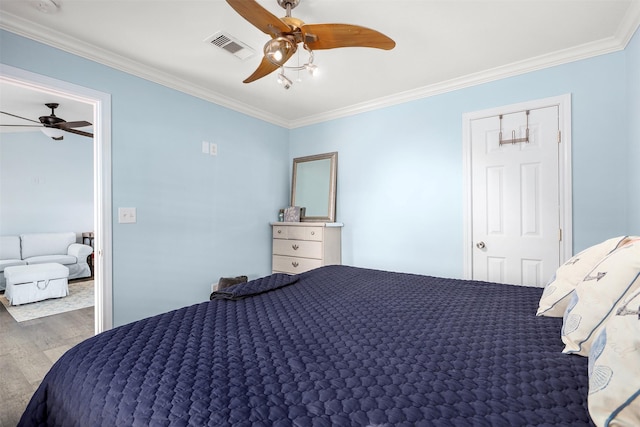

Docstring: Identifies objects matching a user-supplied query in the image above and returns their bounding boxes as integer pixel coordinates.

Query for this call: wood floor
[0,297,94,427]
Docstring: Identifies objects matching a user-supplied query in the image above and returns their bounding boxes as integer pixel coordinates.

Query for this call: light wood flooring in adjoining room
[0,301,94,427]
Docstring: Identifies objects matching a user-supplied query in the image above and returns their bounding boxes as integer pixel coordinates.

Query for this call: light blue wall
[0,131,93,237]
[1,30,290,326]
[291,45,634,278]
[627,29,640,232]
[2,27,638,324]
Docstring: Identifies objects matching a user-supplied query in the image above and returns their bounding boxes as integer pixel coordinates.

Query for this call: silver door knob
[476,241,486,249]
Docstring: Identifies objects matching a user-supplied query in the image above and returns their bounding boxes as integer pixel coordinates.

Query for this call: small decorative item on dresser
[278,209,285,222]
[284,206,305,222]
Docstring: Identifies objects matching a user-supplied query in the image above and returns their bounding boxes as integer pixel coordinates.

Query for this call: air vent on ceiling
[205,32,255,60]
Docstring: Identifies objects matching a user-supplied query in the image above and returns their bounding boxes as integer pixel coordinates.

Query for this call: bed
[19,265,594,426]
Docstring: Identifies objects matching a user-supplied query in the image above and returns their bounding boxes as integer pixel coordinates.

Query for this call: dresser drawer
[273,225,323,241]
[272,255,322,274]
[273,239,322,258]
[288,226,323,241]
[272,225,289,239]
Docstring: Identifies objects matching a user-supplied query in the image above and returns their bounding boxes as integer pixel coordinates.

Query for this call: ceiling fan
[226,0,395,86]
[0,103,93,140]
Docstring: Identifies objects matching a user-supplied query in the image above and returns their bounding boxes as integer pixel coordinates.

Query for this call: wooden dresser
[271,222,343,274]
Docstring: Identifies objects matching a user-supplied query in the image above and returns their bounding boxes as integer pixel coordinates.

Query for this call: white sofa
[0,232,93,291]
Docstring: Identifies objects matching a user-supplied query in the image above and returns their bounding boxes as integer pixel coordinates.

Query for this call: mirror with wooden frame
[291,152,337,222]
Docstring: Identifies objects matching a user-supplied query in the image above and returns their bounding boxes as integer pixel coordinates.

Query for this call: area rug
[0,280,94,322]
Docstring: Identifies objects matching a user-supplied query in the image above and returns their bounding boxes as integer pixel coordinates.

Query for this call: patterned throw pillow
[588,288,640,427]
[562,239,640,356]
[537,236,631,317]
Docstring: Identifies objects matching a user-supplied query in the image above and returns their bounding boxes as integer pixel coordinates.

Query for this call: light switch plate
[202,141,209,154]
[118,207,136,224]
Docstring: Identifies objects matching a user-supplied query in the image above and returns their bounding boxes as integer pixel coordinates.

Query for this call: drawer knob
[277,230,282,234]
[292,244,299,250]
[310,231,315,235]
[292,261,299,268]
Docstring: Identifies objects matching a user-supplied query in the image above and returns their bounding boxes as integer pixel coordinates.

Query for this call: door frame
[1,63,113,333]
[461,94,573,280]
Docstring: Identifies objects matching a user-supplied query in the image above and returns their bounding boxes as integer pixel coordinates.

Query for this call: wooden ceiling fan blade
[58,120,92,129]
[243,55,290,83]
[226,0,290,36]
[302,24,395,50]
[0,110,41,124]
[63,128,94,138]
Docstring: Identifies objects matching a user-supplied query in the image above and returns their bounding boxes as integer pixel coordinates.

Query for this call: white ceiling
[1,0,639,129]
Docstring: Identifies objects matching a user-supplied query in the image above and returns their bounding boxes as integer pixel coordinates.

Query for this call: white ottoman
[4,263,69,306]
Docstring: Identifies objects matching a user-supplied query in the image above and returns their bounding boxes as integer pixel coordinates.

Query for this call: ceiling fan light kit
[277,71,293,89]
[273,43,317,89]
[226,0,395,89]
[41,127,65,141]
[265,36,297,66]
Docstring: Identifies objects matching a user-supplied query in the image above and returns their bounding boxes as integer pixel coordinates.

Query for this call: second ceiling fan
[226,0,396,85]
[0,103,93,140]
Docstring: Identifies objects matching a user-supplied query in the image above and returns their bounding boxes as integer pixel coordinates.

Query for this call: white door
[470,106,560,286]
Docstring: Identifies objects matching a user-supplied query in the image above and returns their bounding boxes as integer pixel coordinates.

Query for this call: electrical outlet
[209,143,218,156]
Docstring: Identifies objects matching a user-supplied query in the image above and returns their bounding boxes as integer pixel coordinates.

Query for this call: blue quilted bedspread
[19,265,593,426]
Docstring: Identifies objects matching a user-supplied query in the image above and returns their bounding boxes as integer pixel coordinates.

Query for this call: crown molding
[0,12,290,128]
[2,2,639,130]
[289,1,640,128]
[290,37,626,128]
[617,0,640,45]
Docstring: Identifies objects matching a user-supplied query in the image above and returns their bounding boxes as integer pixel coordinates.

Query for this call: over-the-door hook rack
[499,110,530,145]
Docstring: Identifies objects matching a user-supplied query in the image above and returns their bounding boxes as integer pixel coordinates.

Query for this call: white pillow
[561,238,640,356]
[537,236,631,317]
[588,288,640,427]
